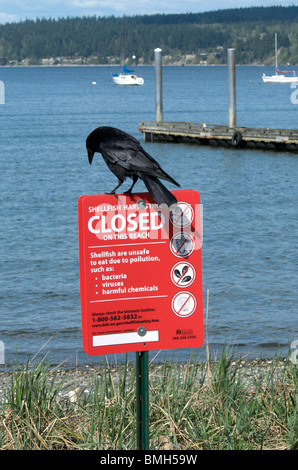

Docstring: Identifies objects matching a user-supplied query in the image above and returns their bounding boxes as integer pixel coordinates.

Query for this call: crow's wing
[99,137,179,185]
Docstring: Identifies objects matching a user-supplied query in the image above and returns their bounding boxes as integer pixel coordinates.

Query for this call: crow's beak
[87,149,94,164]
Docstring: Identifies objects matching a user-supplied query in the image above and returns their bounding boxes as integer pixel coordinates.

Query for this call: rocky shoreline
[0,59,267,67]
[0,357,292,404]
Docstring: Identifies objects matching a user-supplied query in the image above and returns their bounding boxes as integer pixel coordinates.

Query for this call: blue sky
[0,0,296,24]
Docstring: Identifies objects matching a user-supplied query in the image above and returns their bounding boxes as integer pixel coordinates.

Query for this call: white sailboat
[262,33,298,83]
[112,66,144,86]
[112,16,144,86]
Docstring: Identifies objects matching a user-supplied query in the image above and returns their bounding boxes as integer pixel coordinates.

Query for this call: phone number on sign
[92,313,138,323]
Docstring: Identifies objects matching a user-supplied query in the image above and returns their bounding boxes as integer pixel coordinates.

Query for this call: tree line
[0,6,298,66]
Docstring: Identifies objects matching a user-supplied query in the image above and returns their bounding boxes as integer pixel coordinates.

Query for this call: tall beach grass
[0,348,297,450]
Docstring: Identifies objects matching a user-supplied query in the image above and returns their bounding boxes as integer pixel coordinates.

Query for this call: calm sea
[0,65,297,367]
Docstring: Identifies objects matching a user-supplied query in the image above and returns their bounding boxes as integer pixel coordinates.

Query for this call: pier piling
[154,48,163,123]
[228,48,236,129]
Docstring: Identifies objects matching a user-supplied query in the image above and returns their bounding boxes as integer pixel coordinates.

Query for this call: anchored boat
[262,33,298,83]
[112,16,144,86]
[112,65,144,86]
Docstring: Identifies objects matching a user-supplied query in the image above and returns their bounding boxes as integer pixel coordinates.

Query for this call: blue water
[0,65,297,367]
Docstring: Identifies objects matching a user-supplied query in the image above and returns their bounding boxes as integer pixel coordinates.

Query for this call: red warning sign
[78,190,204,355]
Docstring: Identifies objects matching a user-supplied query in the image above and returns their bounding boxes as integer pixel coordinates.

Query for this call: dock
[139,121,298,151]
[141,48,298,153]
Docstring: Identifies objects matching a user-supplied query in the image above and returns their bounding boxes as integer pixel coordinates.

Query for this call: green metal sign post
[136,351,150,450]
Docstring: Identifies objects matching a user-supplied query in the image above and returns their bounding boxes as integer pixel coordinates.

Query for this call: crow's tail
[141,174,177,207]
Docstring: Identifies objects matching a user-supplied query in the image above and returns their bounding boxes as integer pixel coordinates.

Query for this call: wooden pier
[141,48,298,153]
[139,121,298,151]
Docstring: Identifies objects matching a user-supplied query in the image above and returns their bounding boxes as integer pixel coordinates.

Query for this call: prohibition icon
[170,261,196,288]
[170,232,195,258]
[171,291,197,318]
[170,202,194,228]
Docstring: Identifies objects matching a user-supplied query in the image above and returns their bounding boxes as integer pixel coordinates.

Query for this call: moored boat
[262,33,298,83]
[112,67,144,86]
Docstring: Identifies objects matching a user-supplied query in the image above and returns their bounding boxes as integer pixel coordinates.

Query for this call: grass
[0,348,297,450]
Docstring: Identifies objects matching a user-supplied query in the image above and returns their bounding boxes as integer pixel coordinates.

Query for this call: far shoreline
[0,63,269,68]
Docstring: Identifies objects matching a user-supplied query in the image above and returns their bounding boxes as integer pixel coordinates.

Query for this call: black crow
[86,126,180,207]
